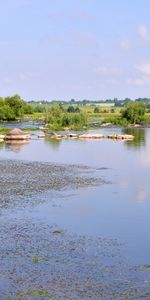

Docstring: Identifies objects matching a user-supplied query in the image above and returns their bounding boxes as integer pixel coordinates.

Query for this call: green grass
[0,128,10,135]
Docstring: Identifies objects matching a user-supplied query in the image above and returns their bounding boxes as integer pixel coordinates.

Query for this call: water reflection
[0,142,5,150]
[5,140,30,152]
[44,137,62,150]
[122,128,146,149]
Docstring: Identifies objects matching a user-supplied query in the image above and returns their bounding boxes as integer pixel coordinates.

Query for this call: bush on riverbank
[121,102,146,124]
[45,104,87,130]
[102,115,129,126]
[103,102,147,126]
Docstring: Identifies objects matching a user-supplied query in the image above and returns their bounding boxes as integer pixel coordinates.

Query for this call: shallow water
[0,126,150,298]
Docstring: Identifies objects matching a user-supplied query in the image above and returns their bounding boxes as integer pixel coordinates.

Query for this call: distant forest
[28,97,150,107]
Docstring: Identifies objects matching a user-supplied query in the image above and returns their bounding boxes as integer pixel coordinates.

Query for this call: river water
[0,126,150,298]
[0,127,149,262]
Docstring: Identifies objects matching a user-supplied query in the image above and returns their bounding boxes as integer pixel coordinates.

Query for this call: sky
[0,0,150,101]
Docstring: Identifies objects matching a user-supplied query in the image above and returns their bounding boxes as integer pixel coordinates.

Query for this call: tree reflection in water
[44,137,62,150]
[0,142,5,150]
[122,128,146,149]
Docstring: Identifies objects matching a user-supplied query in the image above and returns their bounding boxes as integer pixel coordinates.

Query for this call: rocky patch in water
[0,160,109,209]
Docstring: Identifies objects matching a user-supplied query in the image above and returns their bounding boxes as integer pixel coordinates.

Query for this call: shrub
[122,102,146,124]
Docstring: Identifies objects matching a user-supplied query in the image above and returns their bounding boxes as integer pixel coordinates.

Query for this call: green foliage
[33,104,46,113]
[103,115,129,126]
[5,94,24,118]
[0,105,16,120]
[122,102,146,124]
[45,104,87,130]
[94,106,100,113]
[67,105,75,113]
[67,105,80,113]
[110,108,115,113]
[45,104,62,129]
[23,103,33,114]
[143,113,150,123]
[0,94,32,120]
[0,128,10,135]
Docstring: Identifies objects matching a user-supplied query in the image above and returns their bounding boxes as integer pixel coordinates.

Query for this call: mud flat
[0,160,150,299]
[0,217,150,300]
[0,160,109,208]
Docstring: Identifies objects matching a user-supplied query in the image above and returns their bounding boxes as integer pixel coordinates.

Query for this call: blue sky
[0,0,150,100]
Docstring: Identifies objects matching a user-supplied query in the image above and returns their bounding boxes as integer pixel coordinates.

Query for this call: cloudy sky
[0,0,150,100]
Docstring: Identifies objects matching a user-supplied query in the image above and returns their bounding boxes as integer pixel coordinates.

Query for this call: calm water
[0,127,150,265]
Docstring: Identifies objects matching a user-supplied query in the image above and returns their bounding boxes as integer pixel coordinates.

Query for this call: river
[0,126,150,299]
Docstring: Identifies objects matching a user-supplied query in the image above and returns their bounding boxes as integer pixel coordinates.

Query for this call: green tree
[0,97,4,107]
[33,104,46,113]
[67,105,80,113]
[122,102,146,124]
[45,104,62,129]
[67,105,75,113]
[5,94,24,118]
[23,103,34,114]
[75,106,80,113]
[0,105,15,120]
[94,106,100,113]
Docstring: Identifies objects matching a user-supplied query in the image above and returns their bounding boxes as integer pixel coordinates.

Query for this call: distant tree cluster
[0,95,33,120]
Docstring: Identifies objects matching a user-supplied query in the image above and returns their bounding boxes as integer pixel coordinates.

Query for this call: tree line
[28,97,150,107]
[0,94,148,127]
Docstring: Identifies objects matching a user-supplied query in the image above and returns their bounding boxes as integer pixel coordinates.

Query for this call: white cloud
[136,63,150,75]
[137,25,150,43]
[120,39,131,49]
